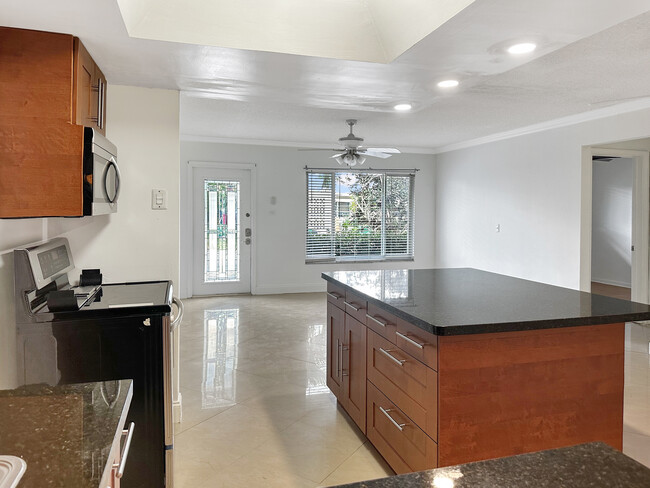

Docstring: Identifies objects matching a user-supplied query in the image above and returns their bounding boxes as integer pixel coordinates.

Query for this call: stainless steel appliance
[83,127,120,215]
[14,237,180,487]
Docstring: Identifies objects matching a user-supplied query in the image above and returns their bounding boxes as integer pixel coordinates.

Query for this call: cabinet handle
[344,301,360,311]
[336,339,341,377]
[114,422,135,479]
[396,331,425,349]
[327,291,342,300]
[379,407,407,431]
[379,347,406,366]
[366,313,388,327]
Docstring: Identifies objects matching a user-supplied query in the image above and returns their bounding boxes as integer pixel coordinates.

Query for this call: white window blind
[305,169,415,262]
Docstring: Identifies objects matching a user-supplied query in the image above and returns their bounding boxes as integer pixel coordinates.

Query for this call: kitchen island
[322,268,650,473]
[0,380,133,487]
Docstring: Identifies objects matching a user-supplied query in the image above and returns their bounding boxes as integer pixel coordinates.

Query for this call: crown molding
[179,134,436,154]
[433,97,650,154]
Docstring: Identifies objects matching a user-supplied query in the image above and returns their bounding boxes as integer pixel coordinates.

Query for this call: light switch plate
[152,189,167,210]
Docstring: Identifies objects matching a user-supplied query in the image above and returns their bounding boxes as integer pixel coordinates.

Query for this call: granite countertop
[322,268,650,335]
[330,442,650,488]
[0,380,133,487]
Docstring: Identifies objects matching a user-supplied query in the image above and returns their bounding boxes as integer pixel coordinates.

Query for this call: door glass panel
[204,180,240,282]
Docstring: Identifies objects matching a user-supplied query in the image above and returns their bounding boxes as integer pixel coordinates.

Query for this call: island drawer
[365,302,397,342]
[367,329,437,441]
[326,282,346,310]
[366,303,437,370]
[367,381,437,474]
[344,290,368,324]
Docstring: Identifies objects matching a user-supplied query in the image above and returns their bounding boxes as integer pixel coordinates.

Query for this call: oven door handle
[171,297,184,332]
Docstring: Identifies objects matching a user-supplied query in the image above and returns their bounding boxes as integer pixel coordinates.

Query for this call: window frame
[305,167,416,264]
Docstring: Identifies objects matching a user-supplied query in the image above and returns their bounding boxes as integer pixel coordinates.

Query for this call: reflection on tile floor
[174,294,650,488]
[174,293,392,488]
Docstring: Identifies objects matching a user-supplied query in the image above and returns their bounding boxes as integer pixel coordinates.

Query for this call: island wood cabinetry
[0,27,107,218]
[326,282,367,434]
[324,269,637,475]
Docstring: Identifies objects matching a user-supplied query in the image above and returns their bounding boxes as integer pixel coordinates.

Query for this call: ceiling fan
[300,119,400,167]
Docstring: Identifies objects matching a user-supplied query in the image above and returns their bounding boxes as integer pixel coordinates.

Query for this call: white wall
[435,106,650,290]
[0,85,180,389]
[180,142,435,297]
[591,157,634,287]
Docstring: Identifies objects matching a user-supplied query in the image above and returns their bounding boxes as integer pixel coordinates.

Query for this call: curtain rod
[304,166,419,173]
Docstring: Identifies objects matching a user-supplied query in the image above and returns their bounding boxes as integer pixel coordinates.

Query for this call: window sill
[305,257,414,265]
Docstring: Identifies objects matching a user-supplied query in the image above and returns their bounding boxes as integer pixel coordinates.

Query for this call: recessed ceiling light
[507,42,536,54]
[437,79,459,88]
[394,103,412,111]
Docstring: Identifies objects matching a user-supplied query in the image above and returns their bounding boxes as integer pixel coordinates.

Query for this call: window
[306,169,415,262]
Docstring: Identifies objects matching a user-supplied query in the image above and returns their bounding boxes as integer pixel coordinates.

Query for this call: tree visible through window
[306,169,415,262]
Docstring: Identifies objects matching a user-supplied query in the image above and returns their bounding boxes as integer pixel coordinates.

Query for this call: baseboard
[591,278,632,289]
[173,394,183,424]
[253,283,325,295]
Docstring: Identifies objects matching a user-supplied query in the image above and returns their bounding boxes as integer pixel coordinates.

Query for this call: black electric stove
[14,238,176,488]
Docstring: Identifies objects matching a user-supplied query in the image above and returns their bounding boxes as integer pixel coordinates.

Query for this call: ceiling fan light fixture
[335,153,366,167]
[394,103,412,111]
[507,42,536,54]
[437,79,459,88]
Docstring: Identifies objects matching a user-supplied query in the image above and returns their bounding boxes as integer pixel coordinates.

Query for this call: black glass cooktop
[44,281,172,318]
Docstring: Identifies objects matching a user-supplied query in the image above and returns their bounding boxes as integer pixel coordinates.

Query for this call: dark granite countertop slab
[322,268,650,335]
[330,442,650,488]
[0,380,133,487]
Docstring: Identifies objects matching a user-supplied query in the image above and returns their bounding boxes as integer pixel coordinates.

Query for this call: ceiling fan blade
[298,148,340,151]
[364,147,400,154]
[330,153,345,158]
[360,151,392,159]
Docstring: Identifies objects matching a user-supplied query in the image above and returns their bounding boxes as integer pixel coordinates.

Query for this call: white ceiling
[116,0,476,63]
[3,0,650,152]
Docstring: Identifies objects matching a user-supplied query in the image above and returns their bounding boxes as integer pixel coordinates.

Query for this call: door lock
[245,228,252,237]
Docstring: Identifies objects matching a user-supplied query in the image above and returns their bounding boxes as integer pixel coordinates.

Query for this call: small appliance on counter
[14,237,182,488]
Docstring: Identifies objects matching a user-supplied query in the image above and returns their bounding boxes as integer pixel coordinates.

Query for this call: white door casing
[581,147,650,303]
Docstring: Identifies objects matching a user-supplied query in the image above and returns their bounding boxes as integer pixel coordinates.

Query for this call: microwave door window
[104,161,119,203]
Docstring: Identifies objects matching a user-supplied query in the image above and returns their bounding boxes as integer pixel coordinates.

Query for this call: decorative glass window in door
[204,180,240,282]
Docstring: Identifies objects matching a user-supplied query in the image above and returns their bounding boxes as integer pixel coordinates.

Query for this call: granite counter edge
[321,273,650,336]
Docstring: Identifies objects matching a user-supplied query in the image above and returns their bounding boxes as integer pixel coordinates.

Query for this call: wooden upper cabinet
[74,38,106,135]
[0,27,106,218]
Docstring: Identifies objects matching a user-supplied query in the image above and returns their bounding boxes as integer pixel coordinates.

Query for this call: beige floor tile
[623,430,650,468]
[175,388,234,434]
[175,294,650,487]
[320,442,393,487]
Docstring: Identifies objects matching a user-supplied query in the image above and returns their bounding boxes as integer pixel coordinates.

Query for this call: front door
[192,167,252,295]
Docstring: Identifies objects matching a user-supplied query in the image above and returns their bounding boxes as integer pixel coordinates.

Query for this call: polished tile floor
[174,293,650,488]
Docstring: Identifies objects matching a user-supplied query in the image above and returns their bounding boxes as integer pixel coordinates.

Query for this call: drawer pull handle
[379,406,407,431]
[379,347,406,366]
[327,291,342,300]
[366,313,388,327]
[396,331,425,349]
[114,422,135,478]
[344,301,361,311]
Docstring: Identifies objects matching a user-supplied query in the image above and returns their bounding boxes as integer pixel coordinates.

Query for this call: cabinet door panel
[326,303,345,400]
[343,314,367,434]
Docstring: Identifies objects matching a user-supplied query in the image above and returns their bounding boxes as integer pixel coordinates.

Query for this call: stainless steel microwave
[83,127,120,215]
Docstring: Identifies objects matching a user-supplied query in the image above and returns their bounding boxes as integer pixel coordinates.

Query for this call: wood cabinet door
[326,303,345,400]
[343,314,367,434]
[74,38,106,135]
